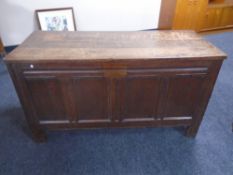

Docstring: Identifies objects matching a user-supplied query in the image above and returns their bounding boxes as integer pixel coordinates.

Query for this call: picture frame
[36,7,76,31]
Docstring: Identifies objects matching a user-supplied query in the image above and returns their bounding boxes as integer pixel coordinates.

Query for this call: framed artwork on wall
[36,7,76,31]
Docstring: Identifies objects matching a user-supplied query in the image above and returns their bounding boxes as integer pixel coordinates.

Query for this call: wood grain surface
[5,31,226,62]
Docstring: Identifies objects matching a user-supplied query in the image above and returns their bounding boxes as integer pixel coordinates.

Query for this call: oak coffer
[4,31,227,142]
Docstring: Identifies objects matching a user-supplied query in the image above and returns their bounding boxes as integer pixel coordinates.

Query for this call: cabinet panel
[173,0,206,30]
[72,77,109,122]
[220,7,233,26]
[116,76,161,121]
[202,8,223,29]
[200,6,233,31]
[164,74,207,117]
[25,76,67,121]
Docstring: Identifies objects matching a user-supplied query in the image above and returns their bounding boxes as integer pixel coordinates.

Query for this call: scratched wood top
[5,31,227,62]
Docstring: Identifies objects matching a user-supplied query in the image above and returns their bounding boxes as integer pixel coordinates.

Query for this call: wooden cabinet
[4,31,226,142]
[200,5,233,31]
[172,0,233,31]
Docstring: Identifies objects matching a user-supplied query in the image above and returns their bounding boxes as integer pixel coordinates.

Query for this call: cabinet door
[23,70,110,124]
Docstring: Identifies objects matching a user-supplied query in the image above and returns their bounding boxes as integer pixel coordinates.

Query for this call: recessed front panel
[164,74,207,118]
[116,76,161,121]
[25,77,67,121]
[72,77,109,122]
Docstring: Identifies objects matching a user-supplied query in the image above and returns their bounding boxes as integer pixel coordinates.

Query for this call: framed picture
[36,7,76,31]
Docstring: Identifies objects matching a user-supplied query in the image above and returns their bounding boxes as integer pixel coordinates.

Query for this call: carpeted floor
[0,32,233,175]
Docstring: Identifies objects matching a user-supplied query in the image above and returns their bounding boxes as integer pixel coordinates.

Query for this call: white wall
[0,0,161,46]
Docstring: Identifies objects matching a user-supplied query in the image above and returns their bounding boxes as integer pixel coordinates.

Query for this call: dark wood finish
[158,0,177,29]
[4,31,226,142]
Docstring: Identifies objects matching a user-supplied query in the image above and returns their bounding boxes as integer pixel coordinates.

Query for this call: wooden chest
[4,31,227,142]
